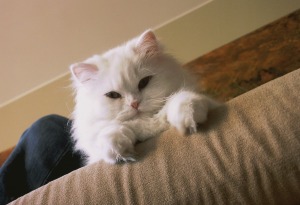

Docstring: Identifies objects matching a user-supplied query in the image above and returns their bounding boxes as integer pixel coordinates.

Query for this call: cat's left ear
[135,30,161,57]
[70,63,98,83]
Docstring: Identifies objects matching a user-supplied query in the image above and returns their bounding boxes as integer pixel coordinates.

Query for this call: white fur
[70,30,219,165]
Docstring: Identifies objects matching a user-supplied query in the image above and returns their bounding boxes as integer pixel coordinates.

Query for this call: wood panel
[185,9,300,101]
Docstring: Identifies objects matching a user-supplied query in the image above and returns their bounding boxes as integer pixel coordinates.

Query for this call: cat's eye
[138,76,153,91]
[105,91,122,99]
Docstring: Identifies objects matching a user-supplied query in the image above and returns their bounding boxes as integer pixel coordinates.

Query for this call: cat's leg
[165,90,219,135]
[124,116,169,142]
[87,123,137,164]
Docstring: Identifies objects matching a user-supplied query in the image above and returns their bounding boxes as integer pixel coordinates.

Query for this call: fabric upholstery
[11,69,300,205]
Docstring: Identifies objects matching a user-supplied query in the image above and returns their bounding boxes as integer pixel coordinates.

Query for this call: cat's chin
[116,109,139,121]
[115,108,155,122]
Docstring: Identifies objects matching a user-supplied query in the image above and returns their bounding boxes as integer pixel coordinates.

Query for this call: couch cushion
[11,69,300,205]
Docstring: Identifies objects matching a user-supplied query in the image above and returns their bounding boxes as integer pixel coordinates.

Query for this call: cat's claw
[186,125,197,136]
[115,148,137,163]
[166,91,210,136]
[95,127,137,164]
[116,155,137,163]
[177,118,198,136]
[104,147,137,164]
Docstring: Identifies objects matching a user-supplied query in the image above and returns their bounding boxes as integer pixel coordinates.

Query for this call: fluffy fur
[70,30,219,165]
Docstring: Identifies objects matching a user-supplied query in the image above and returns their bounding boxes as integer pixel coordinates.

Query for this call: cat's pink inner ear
[70,63,98,83]
[136,30,160,57]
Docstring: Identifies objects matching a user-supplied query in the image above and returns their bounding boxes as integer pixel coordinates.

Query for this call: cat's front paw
[94,126,137,164]
[166,91,212,135]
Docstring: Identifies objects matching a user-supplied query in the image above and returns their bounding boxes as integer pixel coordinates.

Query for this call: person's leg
[0,114,84,204]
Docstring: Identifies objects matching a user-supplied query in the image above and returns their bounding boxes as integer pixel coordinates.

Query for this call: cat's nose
[131,101,139,110]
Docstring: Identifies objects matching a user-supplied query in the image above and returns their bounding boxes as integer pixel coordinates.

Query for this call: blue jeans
[0,115,83,204]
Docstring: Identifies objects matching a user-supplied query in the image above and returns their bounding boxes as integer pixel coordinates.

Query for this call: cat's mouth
[116,109,140,121]
[116,105,159,121]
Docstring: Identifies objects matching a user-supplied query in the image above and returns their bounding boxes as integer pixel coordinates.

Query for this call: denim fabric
[0,115,84,205]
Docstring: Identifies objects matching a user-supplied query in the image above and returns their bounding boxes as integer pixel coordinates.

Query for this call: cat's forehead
[100,61,155,95]
[102,50,139,77]
[97,44,154,92]
[98,59,141,92]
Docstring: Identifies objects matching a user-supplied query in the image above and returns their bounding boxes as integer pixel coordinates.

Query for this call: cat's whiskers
[142,96,167,113]
[116,106,138,121]
[141,67,156,77]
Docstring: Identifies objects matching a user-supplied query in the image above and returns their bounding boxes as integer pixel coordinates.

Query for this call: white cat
[70,30,219,165]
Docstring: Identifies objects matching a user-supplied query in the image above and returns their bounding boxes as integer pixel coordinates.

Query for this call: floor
[0,147,14,167]
[185,9,300,102]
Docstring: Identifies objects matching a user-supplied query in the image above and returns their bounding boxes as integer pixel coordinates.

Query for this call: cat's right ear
[70,63,98,83]
[135,30,161,58]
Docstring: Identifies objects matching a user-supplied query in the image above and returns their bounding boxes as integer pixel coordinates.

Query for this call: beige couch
[11,69,300,204]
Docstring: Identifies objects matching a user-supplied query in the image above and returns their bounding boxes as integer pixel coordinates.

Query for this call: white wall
[0,0,208,107]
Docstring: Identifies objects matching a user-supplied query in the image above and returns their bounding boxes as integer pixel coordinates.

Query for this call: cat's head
[70,30,186,121]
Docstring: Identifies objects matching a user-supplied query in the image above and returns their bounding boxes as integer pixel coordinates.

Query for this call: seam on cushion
[39,141,72,187]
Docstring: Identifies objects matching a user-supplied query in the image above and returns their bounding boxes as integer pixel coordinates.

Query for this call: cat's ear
[135,30,161,57]
[70,63,98,83]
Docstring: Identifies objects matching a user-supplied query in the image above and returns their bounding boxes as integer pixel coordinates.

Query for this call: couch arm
[11,69,300,205]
